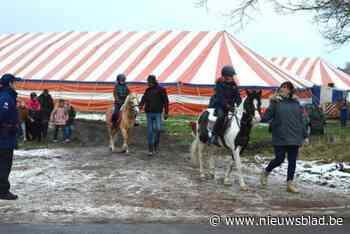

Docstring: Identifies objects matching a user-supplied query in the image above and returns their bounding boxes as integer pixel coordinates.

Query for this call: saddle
[198,109,231,144]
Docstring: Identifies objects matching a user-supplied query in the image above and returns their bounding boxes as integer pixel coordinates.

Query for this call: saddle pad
[207,108,217,122]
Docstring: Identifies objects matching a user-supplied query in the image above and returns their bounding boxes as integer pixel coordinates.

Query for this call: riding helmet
[221,65,236,77]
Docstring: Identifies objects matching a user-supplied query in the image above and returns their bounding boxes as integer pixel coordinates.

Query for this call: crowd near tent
[0,31,314,115]
[271,57,350,105]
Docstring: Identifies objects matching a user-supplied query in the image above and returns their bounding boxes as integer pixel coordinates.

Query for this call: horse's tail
[190,135,200,167]
[189,121,197,136]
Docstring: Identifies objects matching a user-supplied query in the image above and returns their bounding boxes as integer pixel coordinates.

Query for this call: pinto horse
[191,90,262,191]
[106,94,139,153]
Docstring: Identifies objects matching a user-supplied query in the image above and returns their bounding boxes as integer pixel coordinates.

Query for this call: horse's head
[124,94,139,118]
[243,89,262,124]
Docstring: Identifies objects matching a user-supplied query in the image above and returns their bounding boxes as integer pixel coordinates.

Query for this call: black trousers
[265,145,299,181]
[0,149,14,194]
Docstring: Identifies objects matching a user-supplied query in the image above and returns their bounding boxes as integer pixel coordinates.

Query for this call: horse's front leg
[223,160,235,186]
[208,154,215,180]
[120,128,129,154]
[110,128,118,152]
[232,146,248,191]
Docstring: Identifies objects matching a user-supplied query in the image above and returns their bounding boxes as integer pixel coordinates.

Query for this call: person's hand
[163,113,168,120]
[303,138,310,145]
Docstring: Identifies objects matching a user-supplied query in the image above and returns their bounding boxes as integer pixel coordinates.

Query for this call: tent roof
[271,57,350,90]
[0,31,312,88]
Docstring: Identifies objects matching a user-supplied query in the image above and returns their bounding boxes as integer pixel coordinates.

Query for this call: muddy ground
[0,120,349,223]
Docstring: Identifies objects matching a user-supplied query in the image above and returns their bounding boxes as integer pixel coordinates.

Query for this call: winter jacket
[50,107,68,126]
[0,87,19,149]
[261,94,307,146]
[18,106,28,123]
[113,84,130,105]
[340,105,348,122]
[38,93,54,117]
[139,84,169,114]
[27,99,41,111]
[208,80,241,110]
[65,106,76,126]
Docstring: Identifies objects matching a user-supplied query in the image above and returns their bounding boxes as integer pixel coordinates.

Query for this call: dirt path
[0,120,349,223]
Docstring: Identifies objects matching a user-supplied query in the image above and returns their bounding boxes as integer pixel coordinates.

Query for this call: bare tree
[196,0,350,46]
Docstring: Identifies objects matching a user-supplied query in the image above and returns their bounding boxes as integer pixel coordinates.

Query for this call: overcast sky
[1,0,349,68]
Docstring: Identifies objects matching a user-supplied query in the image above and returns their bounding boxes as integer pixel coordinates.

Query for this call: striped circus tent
[0,31,313,114]
[271,57,350,91]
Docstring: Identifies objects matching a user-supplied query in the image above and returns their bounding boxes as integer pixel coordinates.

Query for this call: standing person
[27,92,42,142]
[208,65,242,146]
[139,75,169,156]
[63,101,76,142]
[0,74,21,200]
[339,99,348,127]
[18,100,28,141]
[38,89,54,140]
[260,81,308,193]
[111,74,130,128]
[50,99,68,142]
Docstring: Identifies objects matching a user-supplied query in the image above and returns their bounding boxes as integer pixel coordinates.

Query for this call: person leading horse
[208,65,242,146]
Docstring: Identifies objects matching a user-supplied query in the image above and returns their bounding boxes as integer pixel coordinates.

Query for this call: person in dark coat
[38,89,54,140]
[0,74,21,200]
[260,81,308,193]
[339,99,348,127]
[208,65,242,146]
[111,74,130,128]
[139,75,169,156]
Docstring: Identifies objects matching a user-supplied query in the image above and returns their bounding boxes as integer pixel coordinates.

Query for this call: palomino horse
[106,94,139,153]
[191,90,262,191]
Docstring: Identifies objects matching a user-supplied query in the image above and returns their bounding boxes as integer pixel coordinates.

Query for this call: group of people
[111,74,169,156]
[0,64,309,200]
[17,90,76,143]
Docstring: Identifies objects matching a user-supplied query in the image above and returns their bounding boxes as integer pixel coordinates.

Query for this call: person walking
[260,81,308,193]
[0,74,21,200]
[139,75,169,156]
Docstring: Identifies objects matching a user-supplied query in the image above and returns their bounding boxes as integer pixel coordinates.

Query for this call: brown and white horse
[106,94,139,153]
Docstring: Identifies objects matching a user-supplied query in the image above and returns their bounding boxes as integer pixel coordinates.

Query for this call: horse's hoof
[223,179,232,186]
[240,185,249,191]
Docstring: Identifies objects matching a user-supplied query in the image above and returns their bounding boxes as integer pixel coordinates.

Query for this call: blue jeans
[146,113,162,149]
[63,125,73,140]
[265,145,299,181]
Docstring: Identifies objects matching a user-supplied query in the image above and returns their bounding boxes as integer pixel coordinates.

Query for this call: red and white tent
[0,31,313,114]
[271,57,350,91]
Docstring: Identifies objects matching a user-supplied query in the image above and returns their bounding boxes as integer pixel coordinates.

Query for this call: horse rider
[111,74,130,128]
[208,65,242,146]
[0,74,21,200]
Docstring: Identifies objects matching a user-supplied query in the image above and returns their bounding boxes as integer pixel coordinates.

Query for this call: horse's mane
[120,94,136,112]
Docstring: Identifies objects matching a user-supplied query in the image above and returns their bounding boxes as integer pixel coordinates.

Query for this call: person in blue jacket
[208,65,242,146]
[0,74,21,200]
[339,99,348,127]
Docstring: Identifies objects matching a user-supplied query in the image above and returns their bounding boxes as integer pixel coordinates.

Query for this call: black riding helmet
[116,74,126,83]
[221,65,236,77]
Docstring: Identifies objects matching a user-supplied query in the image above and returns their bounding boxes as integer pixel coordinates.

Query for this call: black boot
[210,134,221,147]
[148,144,153,156]
[154,142,159,154]
[0,191,18,200]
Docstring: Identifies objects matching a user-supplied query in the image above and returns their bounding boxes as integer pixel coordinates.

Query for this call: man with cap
[208,65,242,146]
[111,74,130,128]
[139,75,169,156]
[0,73,21,200]
[38,89,54,140]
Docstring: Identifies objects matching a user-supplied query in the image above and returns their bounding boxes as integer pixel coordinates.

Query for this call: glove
[163,113,168,120]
